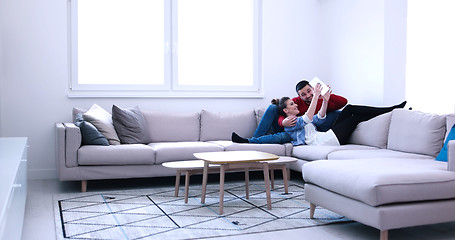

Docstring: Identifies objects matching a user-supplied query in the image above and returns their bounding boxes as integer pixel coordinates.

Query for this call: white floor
[21,177,455,240]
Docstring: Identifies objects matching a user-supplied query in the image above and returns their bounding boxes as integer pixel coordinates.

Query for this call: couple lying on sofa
[232,80,406,146]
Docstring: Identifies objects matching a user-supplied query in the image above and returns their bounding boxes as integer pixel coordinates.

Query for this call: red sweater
[278,94,348,127]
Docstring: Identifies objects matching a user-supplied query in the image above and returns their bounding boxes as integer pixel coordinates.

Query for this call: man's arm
[327,94,348,111]
[318,90,331,118]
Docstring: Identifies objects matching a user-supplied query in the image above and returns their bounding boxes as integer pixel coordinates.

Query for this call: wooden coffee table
[163,156,297,205]
[194,150,280,214]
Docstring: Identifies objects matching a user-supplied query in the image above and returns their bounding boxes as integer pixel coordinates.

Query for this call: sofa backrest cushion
[255,108,266,127]
[348,112,392,149]
[112,105,152,144]
[143,111,200,142]
[200,110,257,141]
[72,107,87,122]
[387,109,446,157]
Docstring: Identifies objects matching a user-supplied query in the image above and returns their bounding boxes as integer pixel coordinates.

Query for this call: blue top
[284,113,327,146]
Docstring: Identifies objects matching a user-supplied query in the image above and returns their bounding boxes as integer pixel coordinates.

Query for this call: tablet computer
[309,77,329,95]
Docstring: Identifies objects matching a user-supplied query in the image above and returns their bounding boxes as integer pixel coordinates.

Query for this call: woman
[233,84,406,146]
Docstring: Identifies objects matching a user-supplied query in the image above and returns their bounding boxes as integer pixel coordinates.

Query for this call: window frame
[67,0,263,98]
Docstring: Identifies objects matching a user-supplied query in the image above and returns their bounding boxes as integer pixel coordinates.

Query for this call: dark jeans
[248,104,340,144]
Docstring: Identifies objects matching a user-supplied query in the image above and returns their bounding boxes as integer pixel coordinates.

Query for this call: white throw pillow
[83,104,120,145]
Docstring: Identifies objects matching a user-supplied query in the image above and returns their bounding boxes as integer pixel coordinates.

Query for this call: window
[68,0,262,98]
[406,0,455,114]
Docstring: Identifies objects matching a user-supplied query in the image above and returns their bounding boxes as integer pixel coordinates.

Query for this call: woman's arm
[305,83,322,120]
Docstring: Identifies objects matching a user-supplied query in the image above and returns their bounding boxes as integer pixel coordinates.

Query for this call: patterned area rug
[54,180,350,239]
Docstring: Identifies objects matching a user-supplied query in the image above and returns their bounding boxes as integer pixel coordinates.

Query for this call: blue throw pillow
[75,113,109,146]
[436,123,455,162]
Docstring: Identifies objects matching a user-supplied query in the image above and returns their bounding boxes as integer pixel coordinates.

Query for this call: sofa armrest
[63,123,81,168]
[55,123,66,179]
[448,140,455,172]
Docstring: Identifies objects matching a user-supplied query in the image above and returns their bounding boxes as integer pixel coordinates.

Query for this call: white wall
[0,0,408,179]
[320,0,385,105]
[0,0,326,179]
[0,0,4,134]
[319,0,407,106]
[384,0,407,106]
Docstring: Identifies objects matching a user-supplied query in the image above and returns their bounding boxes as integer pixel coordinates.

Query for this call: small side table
[194,150,280,214]
[162,160,219,203]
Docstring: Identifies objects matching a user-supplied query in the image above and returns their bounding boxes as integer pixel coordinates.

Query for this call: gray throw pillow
[75,113,109,146]
[112,105,152,144]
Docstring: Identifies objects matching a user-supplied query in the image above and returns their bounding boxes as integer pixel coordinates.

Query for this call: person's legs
[331,101,406,145]
[232,132,292,144]
[253,104,284,137]
[317,111,340,132]
[331,115,370,145]
[333,101,406,127]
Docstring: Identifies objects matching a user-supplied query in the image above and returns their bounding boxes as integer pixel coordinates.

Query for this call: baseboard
[27,168,57,180]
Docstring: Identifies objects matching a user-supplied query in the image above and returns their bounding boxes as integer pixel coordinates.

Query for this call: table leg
[219,164,226,215]
[262,162,272,210]
[281,165,289,194]
[201,161,209,204]
[184,170,190,203]
[175,170,181,197]
[245,168,250,199]
[270,168,275,189]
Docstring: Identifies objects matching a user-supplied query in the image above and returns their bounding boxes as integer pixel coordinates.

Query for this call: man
[279,80,347,131]
[232,79,347,144]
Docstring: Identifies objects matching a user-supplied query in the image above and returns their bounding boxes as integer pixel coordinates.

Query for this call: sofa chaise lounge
[301,109,455,240]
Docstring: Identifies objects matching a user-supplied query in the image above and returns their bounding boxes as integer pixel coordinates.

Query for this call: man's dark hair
[295,80,310,94]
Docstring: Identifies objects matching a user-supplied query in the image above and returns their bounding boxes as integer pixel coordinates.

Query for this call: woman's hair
[271,97,290,117]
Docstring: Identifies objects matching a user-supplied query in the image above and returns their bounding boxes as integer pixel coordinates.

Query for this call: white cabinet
[0,138,28,240]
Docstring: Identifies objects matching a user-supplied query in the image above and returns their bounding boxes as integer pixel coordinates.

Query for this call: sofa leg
[309,203,316,218]
[380,230,388,240]
[81,180,87,192]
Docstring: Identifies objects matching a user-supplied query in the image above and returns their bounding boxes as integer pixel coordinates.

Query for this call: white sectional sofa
[56,106,297,192]
[55,105,455,240]
[301,109,455,240]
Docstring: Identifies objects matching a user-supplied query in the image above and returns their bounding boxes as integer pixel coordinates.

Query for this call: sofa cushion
[74,113,109,146]
[292,144,378,161]
[387,109,446,157]
[143,111,200,142]
[78,144,155,165]
[200,110,257,141]
[149,142,224,164]
[209,140,287,156]
[254,108,266,127]
[328,149,434,160]
[83,104,121,145]
[348,112,392,149]
[112,105,151,144]
[72,107,87,122]
[303,158,455,206]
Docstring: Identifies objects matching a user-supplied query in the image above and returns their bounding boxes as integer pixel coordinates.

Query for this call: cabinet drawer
[0,138,28,240]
